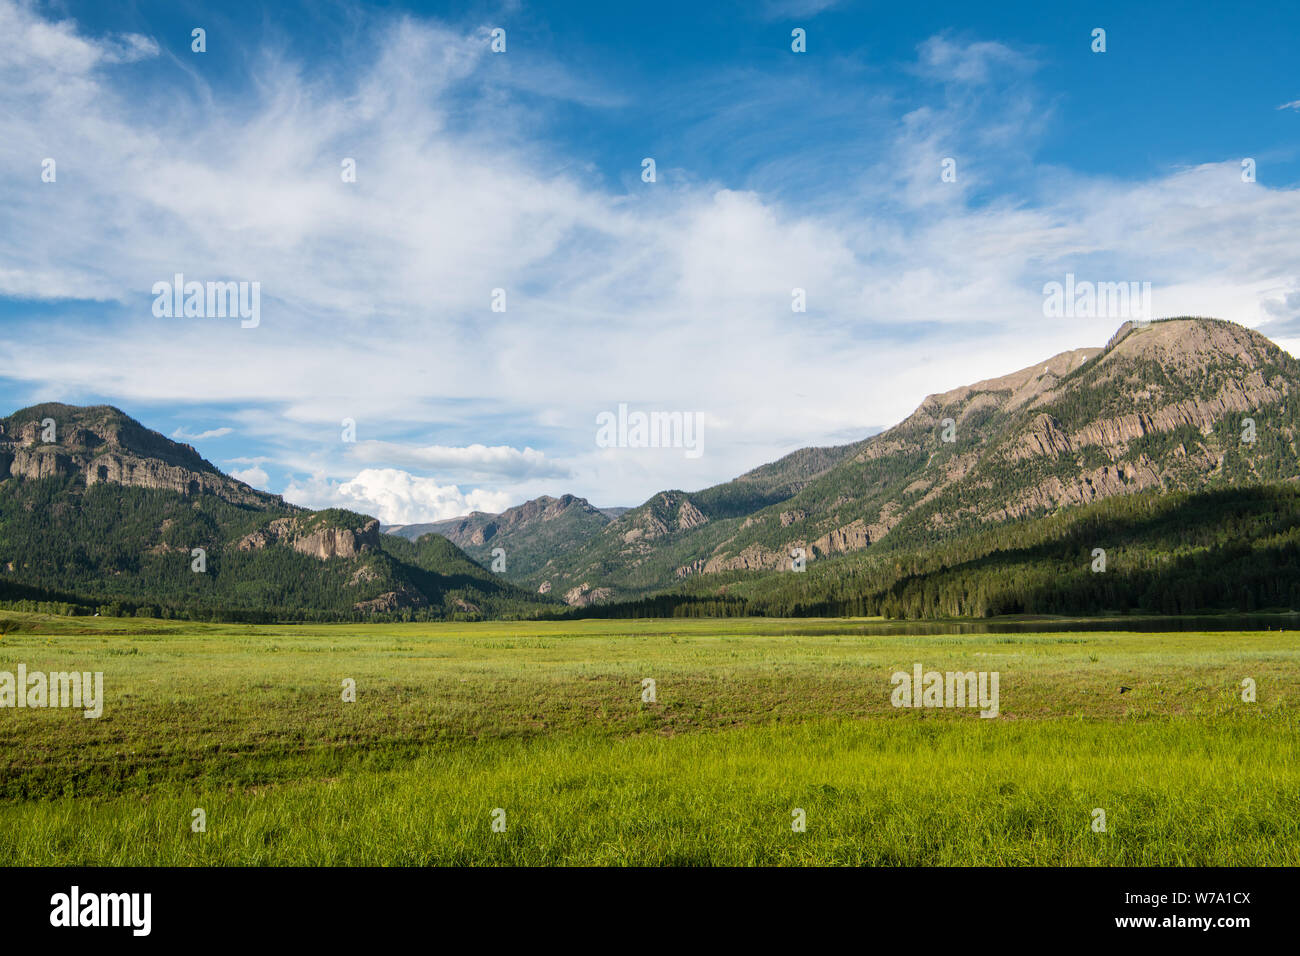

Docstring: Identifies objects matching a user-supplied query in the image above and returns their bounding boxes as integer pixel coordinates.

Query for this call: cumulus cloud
[229,465,269,489]
[284,469,514,525]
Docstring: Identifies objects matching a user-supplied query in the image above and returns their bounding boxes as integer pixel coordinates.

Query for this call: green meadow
[0,612,1296,865]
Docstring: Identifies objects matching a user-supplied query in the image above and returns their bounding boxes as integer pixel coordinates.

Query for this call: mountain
[5,317,1294,621]
[0,405,549,621]
[0,403,278,508]
[561,482,1300,620]
[384,494,615,583]
[712,317,1298,561]
[479,318,1299,604]
[398,437,868,604]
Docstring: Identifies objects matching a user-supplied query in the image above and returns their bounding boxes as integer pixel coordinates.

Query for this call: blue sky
[2,0,1299,521]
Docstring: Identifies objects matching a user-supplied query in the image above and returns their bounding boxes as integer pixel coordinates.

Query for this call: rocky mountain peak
[0,403,281,509]
[1098,316,1281,371]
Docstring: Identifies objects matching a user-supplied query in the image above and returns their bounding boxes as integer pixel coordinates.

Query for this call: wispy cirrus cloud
[348,440,570,481]
[1,1,1298,521]
[172,425,233,442]
[759,0,843,19]
[912,35,1034,86]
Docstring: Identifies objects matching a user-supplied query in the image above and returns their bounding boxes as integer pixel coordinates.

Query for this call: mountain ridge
[411,318,1299,604]
[1,402,281,509]
[0,406,549,620]
[2,316,1294,617]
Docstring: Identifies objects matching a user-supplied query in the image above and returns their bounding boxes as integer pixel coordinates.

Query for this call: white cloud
[1278,100,1300,111]
[229,465,269,489]
[0,3,1298,512]
[760,0,843,18]
[913,36,1033,86]
[0,6,157,76]
[284,469,513,525]
[350,440,569,480]
[173,426,233,441]
[100,32,159,64]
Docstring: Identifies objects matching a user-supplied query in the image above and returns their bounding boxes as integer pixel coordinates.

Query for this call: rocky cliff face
[618,492,710,545]
[563,582,614,607]
[705,318,1299,566]
[352,589,428,613]
[0,404,281,509]
[237,515,381,560]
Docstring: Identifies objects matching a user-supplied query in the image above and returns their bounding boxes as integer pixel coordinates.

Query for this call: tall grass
[1,613,1295,864]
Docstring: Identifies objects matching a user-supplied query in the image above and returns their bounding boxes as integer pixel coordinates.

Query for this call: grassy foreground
[0,612,1296,865]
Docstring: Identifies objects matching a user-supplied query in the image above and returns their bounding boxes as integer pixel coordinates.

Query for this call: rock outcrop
[563,582,614,607]
[237,515,380,560]
[352,589,428,613]
[0,404,281,509]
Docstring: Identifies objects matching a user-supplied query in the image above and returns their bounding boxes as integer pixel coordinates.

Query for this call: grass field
[0,612,1296,865]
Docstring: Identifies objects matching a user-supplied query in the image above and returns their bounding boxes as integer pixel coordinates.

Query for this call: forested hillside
[500,318,1300,603]
[5,318,1298,623]
[557,483,1300,619]
[0,407,550,621]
